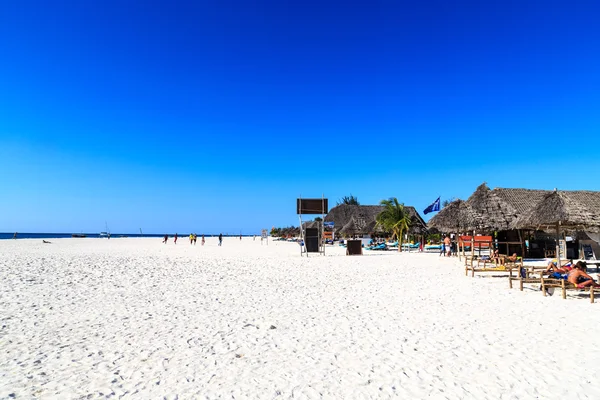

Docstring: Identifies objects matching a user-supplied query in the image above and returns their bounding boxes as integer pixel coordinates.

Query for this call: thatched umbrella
[404,206,428,235]
[339,219,359,236]
[512,190,600,259]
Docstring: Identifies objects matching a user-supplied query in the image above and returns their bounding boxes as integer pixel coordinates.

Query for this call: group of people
[162,233,206,246]
[490,249,519,265]
[188,233,206,245]
[545,260,600,289]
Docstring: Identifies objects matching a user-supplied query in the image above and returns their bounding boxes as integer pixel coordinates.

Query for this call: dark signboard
[297,198,328,215]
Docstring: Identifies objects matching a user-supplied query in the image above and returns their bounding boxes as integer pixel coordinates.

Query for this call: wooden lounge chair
[507,265,548,290]
[466,257,523,277]
[540,276,598,303]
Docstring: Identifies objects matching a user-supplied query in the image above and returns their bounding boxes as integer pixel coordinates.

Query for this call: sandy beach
[2,238,600,399]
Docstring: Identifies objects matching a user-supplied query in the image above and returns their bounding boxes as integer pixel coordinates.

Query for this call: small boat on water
[72,234,87,238]
[100,222,110,238]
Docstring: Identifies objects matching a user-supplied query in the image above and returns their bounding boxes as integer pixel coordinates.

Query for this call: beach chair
[507,265,548,290]
[466,257,523,277]
[540,276,598,303]
[366,243,387,251]
[424,244,442,252]
[402,242,420,249]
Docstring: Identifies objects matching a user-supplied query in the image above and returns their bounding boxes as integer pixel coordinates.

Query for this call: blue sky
[1,0,599,234]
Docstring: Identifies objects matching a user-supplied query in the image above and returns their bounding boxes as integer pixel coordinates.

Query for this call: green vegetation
[376,197,411,252]
[336,195,360,206]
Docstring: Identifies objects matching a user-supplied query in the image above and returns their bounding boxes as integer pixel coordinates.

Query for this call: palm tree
[376,197,411,252]
[442,197,456,208]
[336,195,360,206]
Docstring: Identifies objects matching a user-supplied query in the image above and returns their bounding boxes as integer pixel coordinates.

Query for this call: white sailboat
[100,222,110,238]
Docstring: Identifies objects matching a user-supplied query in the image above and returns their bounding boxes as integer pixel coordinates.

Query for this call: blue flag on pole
[423,197,441,215]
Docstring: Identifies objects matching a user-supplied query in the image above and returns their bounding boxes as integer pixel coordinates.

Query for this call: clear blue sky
[1,0,599,234]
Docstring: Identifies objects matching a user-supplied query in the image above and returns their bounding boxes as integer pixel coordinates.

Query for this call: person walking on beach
[163,234,168,244]
[218,233,223,246]
[174,233,178,244]
[190,233,193,244]
[201,234,205,246]
[444,235,452,257]
[193,233,197,245]
[240,234,242,241]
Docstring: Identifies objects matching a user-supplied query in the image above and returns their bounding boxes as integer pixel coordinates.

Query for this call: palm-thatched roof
[511,190,600,232]
[302,221,321,230]
[404,206,428,234]
[429,182,600,234]
[492,188,549,215]
[325,204,427,235]
[464,183,521,231]
[427,199,478,232]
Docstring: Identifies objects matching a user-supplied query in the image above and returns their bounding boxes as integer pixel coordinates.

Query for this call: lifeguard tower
[297,196,328,257]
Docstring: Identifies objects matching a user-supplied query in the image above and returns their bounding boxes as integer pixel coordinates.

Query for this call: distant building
[324,204,427,237]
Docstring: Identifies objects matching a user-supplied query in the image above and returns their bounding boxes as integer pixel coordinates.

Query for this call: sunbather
[490,249,507,264]
[545,259,573,274]
[567,262,600,289]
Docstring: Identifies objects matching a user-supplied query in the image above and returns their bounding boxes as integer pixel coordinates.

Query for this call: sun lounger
[466,257,524,277]
[401,242,420,249]
[540,276,598,303]
[365,243,387,251]
[424,244,442,252]
[507,265,548,290]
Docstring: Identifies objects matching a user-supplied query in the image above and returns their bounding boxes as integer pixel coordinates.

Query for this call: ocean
[0,233,257,240]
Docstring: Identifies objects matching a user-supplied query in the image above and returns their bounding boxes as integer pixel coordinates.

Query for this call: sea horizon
[0,232,262,240]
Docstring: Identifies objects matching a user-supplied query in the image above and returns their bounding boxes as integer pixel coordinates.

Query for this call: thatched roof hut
[325,204,427,236]
[463,183,521,231]
[427,199,478,232]
[302,221,321,230]
[429,182,600,235]
[511,190,600,233]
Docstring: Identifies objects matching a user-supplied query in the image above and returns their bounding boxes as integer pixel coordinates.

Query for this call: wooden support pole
[556,222,561,264]
[542,277,547,297]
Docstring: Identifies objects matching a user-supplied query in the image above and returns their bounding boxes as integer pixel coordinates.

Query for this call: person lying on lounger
[544,259,573,274]
[490,251,517,265]
[491,249,501,263]
[567,262,600,289]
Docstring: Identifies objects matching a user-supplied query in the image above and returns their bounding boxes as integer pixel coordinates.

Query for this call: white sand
[2,238,600,399]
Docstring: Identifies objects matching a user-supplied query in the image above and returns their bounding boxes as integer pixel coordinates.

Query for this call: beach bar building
[429,183,600,260]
